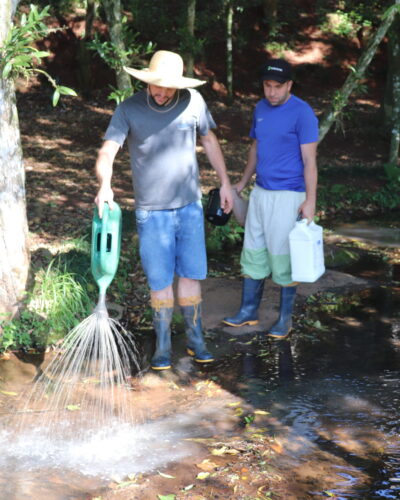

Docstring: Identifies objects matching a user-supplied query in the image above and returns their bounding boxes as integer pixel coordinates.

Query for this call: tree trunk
[101,0,132,92]
[185,0,196,77]
[319,2,400,143]
[76,0,98,95]
[226,0,233,101]
[0,1,30,318]
[262,0,278,33]
[385,12,400,164]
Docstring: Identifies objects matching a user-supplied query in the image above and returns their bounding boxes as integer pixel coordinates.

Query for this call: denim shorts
[135,200,207,291]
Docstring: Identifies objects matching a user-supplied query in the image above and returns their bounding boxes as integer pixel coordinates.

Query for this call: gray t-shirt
[104,88,216,210]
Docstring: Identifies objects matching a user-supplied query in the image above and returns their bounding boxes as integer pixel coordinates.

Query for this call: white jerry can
[289,219,325,282]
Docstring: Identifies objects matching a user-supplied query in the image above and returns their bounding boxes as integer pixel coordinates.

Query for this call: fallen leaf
[211,446,228,456]
[182,484,194,491]
[0,391,18,396]
[211,446,240,456]
[158,471,175,479]
[254,409,269,415]
[66,404,81,411]
[196,459,218,472]
[270,441,284,454]
[116,481,135,489]
[83,378,101,384]
[157,495,176,500]
[184,437,216,444]
[196,472,210,480]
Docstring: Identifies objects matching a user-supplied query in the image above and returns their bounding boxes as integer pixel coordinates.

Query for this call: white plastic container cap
[289,219,325,283]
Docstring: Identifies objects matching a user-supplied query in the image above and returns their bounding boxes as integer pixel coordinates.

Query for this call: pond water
[209,285,400,499]
[333,222,400,248]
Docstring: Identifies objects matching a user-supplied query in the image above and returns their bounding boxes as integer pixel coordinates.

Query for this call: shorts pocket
[135,208,151,224]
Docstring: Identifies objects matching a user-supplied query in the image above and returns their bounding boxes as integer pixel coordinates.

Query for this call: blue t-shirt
[250,95,319,192]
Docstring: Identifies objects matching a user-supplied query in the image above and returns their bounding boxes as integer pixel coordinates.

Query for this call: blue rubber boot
[151,306,173,370]
[181,303,214,363]
[223,278,264,327]
[267,286,297,339]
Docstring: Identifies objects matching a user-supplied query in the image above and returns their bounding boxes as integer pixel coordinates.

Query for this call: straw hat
[123,50,205,89]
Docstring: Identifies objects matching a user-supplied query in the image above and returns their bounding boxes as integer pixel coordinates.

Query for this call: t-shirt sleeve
[194,91,217,136]
[249,111,257,139]
[104,104,130,146]
[296,104,319,144]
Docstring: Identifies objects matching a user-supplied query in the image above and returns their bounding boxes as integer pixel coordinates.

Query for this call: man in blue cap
[223,58,319,339]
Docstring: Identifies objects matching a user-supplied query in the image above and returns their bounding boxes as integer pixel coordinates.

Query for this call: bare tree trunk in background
[101,0,132,92]
[226,0,233,101]
[384,12,400,164]
[77,0,98,94]
[318,2,399,143]
[185,0,196,77]
[263,0,278,33]
[0,0,30,317]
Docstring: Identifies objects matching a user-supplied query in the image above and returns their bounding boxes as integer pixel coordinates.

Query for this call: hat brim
[262,75,291,84]
[123,66,206,89]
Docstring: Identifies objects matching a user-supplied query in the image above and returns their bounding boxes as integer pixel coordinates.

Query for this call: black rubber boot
[223,278,265,327]
[181,303,214,363]
[267,286,297,339]
[151,306,173,370]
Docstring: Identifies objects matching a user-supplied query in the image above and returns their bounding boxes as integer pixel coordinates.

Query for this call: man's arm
[200,130,233,213]
[299,141,318,223]
[235,139,257,193]
[94,139,120,218]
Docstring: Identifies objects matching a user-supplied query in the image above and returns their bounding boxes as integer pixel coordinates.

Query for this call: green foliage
[316,0,382,38]
[87,24,154,73]
[0,4,77,106]
[128,0,185,49]
[317,163,400,219]
[383,162,400,184]
[206,217,244,253]
[176,26,205,58]
[264,41,291,58]
[19,0,86,15]
[320,9,371,38]
[87,19,154,102]
[0,311,36,352]
[0,257,93,352]
[107,86,135,105]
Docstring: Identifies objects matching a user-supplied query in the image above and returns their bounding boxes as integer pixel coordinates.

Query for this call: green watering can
[91,202,122,315]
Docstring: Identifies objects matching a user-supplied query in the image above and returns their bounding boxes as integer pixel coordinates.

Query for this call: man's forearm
[96,151,113,189]
[304,162,317,204]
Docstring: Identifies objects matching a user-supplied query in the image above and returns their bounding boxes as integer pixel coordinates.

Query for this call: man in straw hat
[95,50,233,370]
[223,58,319,339]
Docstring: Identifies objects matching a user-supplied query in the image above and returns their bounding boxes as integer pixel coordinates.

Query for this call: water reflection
[212,285,400,499]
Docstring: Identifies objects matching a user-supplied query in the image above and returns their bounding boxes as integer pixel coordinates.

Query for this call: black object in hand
[205,188,231,226]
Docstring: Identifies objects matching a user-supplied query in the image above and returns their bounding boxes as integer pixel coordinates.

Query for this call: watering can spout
[94,293,109,318]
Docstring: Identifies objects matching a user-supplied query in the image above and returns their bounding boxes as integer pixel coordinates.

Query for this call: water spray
[17,201,140,433]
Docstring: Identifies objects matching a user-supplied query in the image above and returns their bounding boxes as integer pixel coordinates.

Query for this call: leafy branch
[0,4,77,106]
